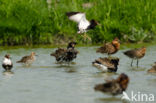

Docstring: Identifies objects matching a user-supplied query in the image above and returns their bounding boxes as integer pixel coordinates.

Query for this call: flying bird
[2,54,13,71]
[66,12,99,41]
[94,73,129,96]
[123,47,146,67]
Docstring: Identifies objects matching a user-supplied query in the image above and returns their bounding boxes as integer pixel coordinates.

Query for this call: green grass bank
[0,0,156,46]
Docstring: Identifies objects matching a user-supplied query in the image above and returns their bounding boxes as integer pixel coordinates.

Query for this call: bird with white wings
[66,12,99,41]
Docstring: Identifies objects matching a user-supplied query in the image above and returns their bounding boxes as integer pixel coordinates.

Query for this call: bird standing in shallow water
[148,62,156,73]
[94,73,129,96]
[2,54,13,71]
[51,42,79,64]
[96,38,120,57]
[92,57,119,72]
[16,52,37,66]
[123,47,146,67]
[66,12,99,41]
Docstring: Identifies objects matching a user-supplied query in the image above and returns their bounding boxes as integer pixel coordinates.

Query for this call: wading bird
[92,57,119,72]
[66,12,99,41]
[94,73,129,96]
[17,52,37,66]
[123,47,146,67]
[51,42,79,64]
[148,62,156,73]
[2,54,13,71]
[96,38,120,56]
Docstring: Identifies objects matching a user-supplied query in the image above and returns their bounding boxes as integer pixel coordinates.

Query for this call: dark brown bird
[94,73,129,96]
[51,42,79,64]
[92,57,119,72]
[17,52,37,65]
[148,62,156,73]
[123,47,146,67]
[2,54,13,71]
[96,38,120,56]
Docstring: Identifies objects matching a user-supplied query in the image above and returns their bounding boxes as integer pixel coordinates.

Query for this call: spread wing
[66,12,86,23]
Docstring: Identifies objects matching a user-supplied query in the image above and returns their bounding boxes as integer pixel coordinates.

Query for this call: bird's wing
[102,82,119,94]
[67,12,86,23]
[123,49,136,57]
[51,48,67,57]
[98,57,115,68]
[105,43,116,54]
[18,56,29,62]
[96,43,112,53]
[78,15,90,30]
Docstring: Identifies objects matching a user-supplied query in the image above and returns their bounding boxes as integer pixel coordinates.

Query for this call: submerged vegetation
[0,0,156,45]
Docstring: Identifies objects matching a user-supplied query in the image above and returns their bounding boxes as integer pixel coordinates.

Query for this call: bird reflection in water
[3,70,14,78]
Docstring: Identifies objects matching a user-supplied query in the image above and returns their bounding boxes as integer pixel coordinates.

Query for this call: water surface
[0,46,156,103]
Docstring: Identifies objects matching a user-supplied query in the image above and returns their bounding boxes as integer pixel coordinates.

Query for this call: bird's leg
[82,32,91,41]
[131,59,133,67]
[137,59,139,68]
[85,33,91,41]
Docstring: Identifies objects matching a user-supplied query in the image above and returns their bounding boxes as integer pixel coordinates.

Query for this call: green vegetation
[0,0,156,45]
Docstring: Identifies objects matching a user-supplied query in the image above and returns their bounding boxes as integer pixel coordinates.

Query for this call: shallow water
[0,46,156,103]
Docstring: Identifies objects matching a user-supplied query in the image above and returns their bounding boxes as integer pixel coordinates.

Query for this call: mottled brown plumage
[148,62,156,73]
[51,48,67,61]
[92,57,119,72]
[94,73,129,96]
[123,47,146,67]
[96,38,120,55]
[51,42,79,63]
[17,52,36,65]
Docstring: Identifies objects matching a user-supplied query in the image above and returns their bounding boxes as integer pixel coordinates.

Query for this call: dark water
[0,46,156,103]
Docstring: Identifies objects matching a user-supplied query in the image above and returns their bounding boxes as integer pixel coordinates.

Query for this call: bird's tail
[123,51,128,56]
